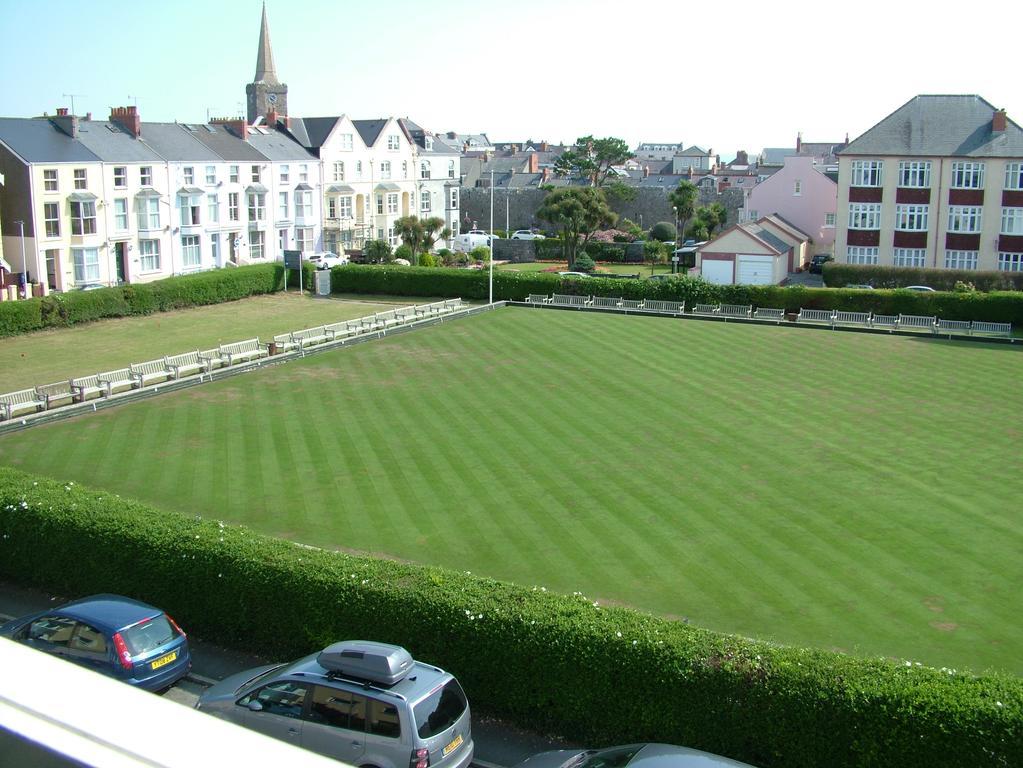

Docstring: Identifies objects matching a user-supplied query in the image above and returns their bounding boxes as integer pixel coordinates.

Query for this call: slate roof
[760,147,796,165]
[677,145,712,156]
[75,122,164,162]
[0,118,100,163]
[841,95,1023,157]
[285,117,341,150]
[352,119,387,148]
[188,124,266,161]
[139,123,221,161]
[246,128,317,160]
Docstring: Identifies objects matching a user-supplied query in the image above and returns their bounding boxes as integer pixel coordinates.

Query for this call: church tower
[245,3,287,124]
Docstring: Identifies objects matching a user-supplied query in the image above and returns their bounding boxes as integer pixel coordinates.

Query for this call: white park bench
[414,301,445,317]
[71,375,105,402]
[273,333,298,353]
[898,314,937,333]
[692,303,719,315]
[0,388,45,420]
[219,339,267,366]
[936,319,972,336]
[443,298,465,311]
[322,321,357,341]
[96,368,136,396]
[395,307,419,323]
[620,299,645,310]
[35,381,74,409]
[834,311,872,327]
[796,308,836,325]
[130,359,171,387]
[356,314,384,333]
[970,321,1013,338]
[752,307,786,323]
[165,351,209,379]
[374,310,403,329]
[870,314,899,331]
[591,296,623,309]
[525,294,551,305]
[644,300,685,315]
[199,350,224,372]
[719,304,753,319]
[290,326,330,348]
[551,294,590,307]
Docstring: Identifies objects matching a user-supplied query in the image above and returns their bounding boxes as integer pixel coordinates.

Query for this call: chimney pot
[993,109,1007,133]
[56,107,68,116]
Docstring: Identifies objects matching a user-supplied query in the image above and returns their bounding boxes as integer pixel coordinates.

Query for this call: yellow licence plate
[150,651,178,670]
[443,734,463,757]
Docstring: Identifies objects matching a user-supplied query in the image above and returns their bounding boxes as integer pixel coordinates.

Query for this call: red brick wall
[945,233,981,250]
[896,188,931,204]
[849,187,883,203]
[847,230,880,247]
[949,189,984,205]
[893,231,928,248]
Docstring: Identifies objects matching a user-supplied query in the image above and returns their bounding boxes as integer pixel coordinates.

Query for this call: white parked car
[452,230,499,253]
[904,285,936,292]
[511,230,545,240]
[312,252,349,270]
[557,271,591,279]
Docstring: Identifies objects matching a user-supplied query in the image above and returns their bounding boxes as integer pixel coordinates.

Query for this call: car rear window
[413,679,467,739]
[121,616,179,655]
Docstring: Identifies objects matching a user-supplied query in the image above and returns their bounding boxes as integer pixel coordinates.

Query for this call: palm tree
[393,217,450,266]
[668,181,698,248]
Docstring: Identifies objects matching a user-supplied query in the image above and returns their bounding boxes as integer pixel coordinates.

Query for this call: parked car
[0,594,191,692]
[77,282,106,291]
[515,743,758,768]
[511,230,546,240]
[904,285,936,292]
[648,274,684,282]
[196,640,474,768]
[844,283,874,290]
[453,230,497,253]
[807,254,833,274]
[557,271,591,279]
[312,252,349,270]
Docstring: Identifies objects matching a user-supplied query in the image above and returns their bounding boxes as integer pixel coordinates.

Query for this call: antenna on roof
[128,94,143,108]
[62,93,86,115]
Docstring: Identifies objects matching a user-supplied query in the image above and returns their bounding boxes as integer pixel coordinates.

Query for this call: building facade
[835,95,1023,272]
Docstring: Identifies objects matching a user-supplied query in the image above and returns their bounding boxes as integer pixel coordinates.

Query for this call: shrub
[394,244,413,263]
[823,263,1023,292]
[574,252,596,272]
[649,221,677,242]
[437,248,455,267]
[0,466,1019,768]
[419,251,437,268]
[954,280,976,293]
[364,240,393,264]
[470,245,491,263]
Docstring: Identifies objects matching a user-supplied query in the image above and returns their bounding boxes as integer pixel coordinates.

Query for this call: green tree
[668,180,699,245]
[685,220,710,242]
[470,245,491,263]
[649,221,676,242]
[643,240,667,275]
[709,202,728,234]
[536,187,617,269]
[553,136,633,187]
[364,239,392,263]
[393,216,451,266]
[619,218,644,240]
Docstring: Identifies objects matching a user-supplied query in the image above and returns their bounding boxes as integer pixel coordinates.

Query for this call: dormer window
[387,134,400,151]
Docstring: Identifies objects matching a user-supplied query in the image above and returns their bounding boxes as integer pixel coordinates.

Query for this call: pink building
[743,155,837,260]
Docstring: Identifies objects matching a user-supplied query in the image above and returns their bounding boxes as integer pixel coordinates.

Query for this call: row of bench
[523,294,1014,338]
[0,299,468,421]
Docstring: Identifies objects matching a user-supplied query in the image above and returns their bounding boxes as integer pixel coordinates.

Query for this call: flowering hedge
[1,466,1020,767]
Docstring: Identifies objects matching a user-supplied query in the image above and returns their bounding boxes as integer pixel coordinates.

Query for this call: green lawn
[3,309,1022,675]
[0,293,423,391]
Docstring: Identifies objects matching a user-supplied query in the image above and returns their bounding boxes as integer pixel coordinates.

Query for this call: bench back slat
[693,304,719,314]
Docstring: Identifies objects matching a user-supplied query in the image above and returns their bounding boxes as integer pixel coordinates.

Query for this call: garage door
[701,259,733,285]
[736,255,775,285]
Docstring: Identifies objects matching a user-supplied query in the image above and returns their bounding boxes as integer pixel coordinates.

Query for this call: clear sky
[3,0,1021,158]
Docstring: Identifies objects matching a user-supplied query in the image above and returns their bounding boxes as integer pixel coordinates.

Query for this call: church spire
[254,2,279,85]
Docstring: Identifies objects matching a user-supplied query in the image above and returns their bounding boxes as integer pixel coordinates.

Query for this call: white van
[452,230,495,253]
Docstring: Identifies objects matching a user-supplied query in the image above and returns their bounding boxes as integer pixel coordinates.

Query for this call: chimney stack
[993,109,1007,133]
[51,107,79,138]
[736,150,748,164]
[643,165,650,178]
[540,168,550,184]
[796,132,802,153]
[109,105,142,138]
[210,116,249,140]
[527,152,539,173]
[540,141,549,152]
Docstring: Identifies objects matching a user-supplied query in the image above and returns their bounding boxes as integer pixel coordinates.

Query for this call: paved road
[0,581,575,767]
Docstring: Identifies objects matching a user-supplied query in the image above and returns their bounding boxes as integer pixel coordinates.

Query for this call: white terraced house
[835,95,1023,273]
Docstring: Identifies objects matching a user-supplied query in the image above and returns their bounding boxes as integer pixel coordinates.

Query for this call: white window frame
[340,133,353,151]
[138,197,160,230]
[70,200,97,235]
[113,198,128,231]
[113,166,127,189]
[420,161,431,180]
[951,162,985,189]
[139,239,161,272]
[205,165,217,185]
[944,250,978,270]
[339,196,352,219]
[793,180,802,196]
[824,212,836,227]
[850,160,882,187]
[249,230,265,258]
[376,195,384,215]
[386,193,398,214]
[179,194,201,226]
[420,190,431,213]
[251,165,261,183]
[73,168,88,190]
[356,161,363,179]
[333,161,345,181]
[299,164,308,182]
[43,169,58,192]
[228,193,239,222]
[449,188,458,210]
[380,161,391,179]
[847,203,881,229]
[279,164,290,184]
[278,191,289,220]
[181,235,201,268]
[1005,162,1023,191]
[140,166,153,186]
[402,161,408,179]
[248,193,266,222]
[72,247,100,282]
[296,227,313,252]
[183,167,194,185]
[296,190,313,219]
[894,204,929,231]
[229,165,239,183]
[1000,207,1023,235]
[893,248,927,267]
[998,252,1023,271]
[278,228,289,252]
[44,202,60,237]
[846,246,879,265]
[448,160,456,179]
[327,198,337,219]
[207,194,219,223]
[947,206,982,233]
[387,134,400,151]
[898,161,931,188]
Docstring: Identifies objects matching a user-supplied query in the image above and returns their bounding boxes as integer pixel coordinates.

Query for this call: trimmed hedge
[823,263,1023,292]
[0,263,311,338]
[0,467,1019,767]
[330,266,1023,325]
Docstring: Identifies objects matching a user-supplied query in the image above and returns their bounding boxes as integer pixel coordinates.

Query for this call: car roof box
[318,641,413,686]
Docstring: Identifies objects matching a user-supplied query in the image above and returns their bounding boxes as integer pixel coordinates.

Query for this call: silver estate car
[196,640,473,768]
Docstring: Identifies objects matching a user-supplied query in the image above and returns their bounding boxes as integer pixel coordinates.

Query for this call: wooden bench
[71,375,105,402]
[971,321,1013,338]
[165,351,209,379]
[322,321,357,341]
[591,296,622,309]
[645,300,685,315]
[375,310,403,329]
[395,307,419,323]
[796,308,836,325]
[525,294,551,305]
[199,350,223,371]
[219,338,267,366]
[35,380,74,409]
[870,314,899,331]
[95,368,136,396]
[620,299,645,310]
[273,333,299,353]
[719,304,753,319]
[752,307,785,323]
[936,319,972,336]
[442,299,465,312]
[692,303,719,315]
[898,314,937,333]
[414,301,444,317]
[834,311,871,327]
[551,294,590,307]
[130,359,171,387]
[291,326,330,349]
[0,388,45,420]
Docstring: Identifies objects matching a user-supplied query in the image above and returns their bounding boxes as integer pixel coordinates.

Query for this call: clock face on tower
[267,93,278,105]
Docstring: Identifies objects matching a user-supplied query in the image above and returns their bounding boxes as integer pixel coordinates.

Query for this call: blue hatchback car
[0,594,191,691]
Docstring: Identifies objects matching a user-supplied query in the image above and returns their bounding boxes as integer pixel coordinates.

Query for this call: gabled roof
[760,147,796,165]
[0,118,100,163]
[188,123,267,161]
[285,117,341,150]
[748,225,791,254]
[698,223,785,255]
[842,95,1023,157]
[139,123,221,161]
[677,145,712,156]
[246,128,316,161]
[74,122,164,163]
[352,119,388,148]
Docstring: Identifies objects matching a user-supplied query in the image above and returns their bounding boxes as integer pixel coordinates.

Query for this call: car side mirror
[247,700,264,712]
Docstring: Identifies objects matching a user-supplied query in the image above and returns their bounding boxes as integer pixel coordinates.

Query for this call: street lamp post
[489,169,494,304]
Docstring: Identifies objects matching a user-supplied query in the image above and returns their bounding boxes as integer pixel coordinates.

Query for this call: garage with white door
[701,259,733,285]
[736,255,775,285]
[695,216,806,286]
